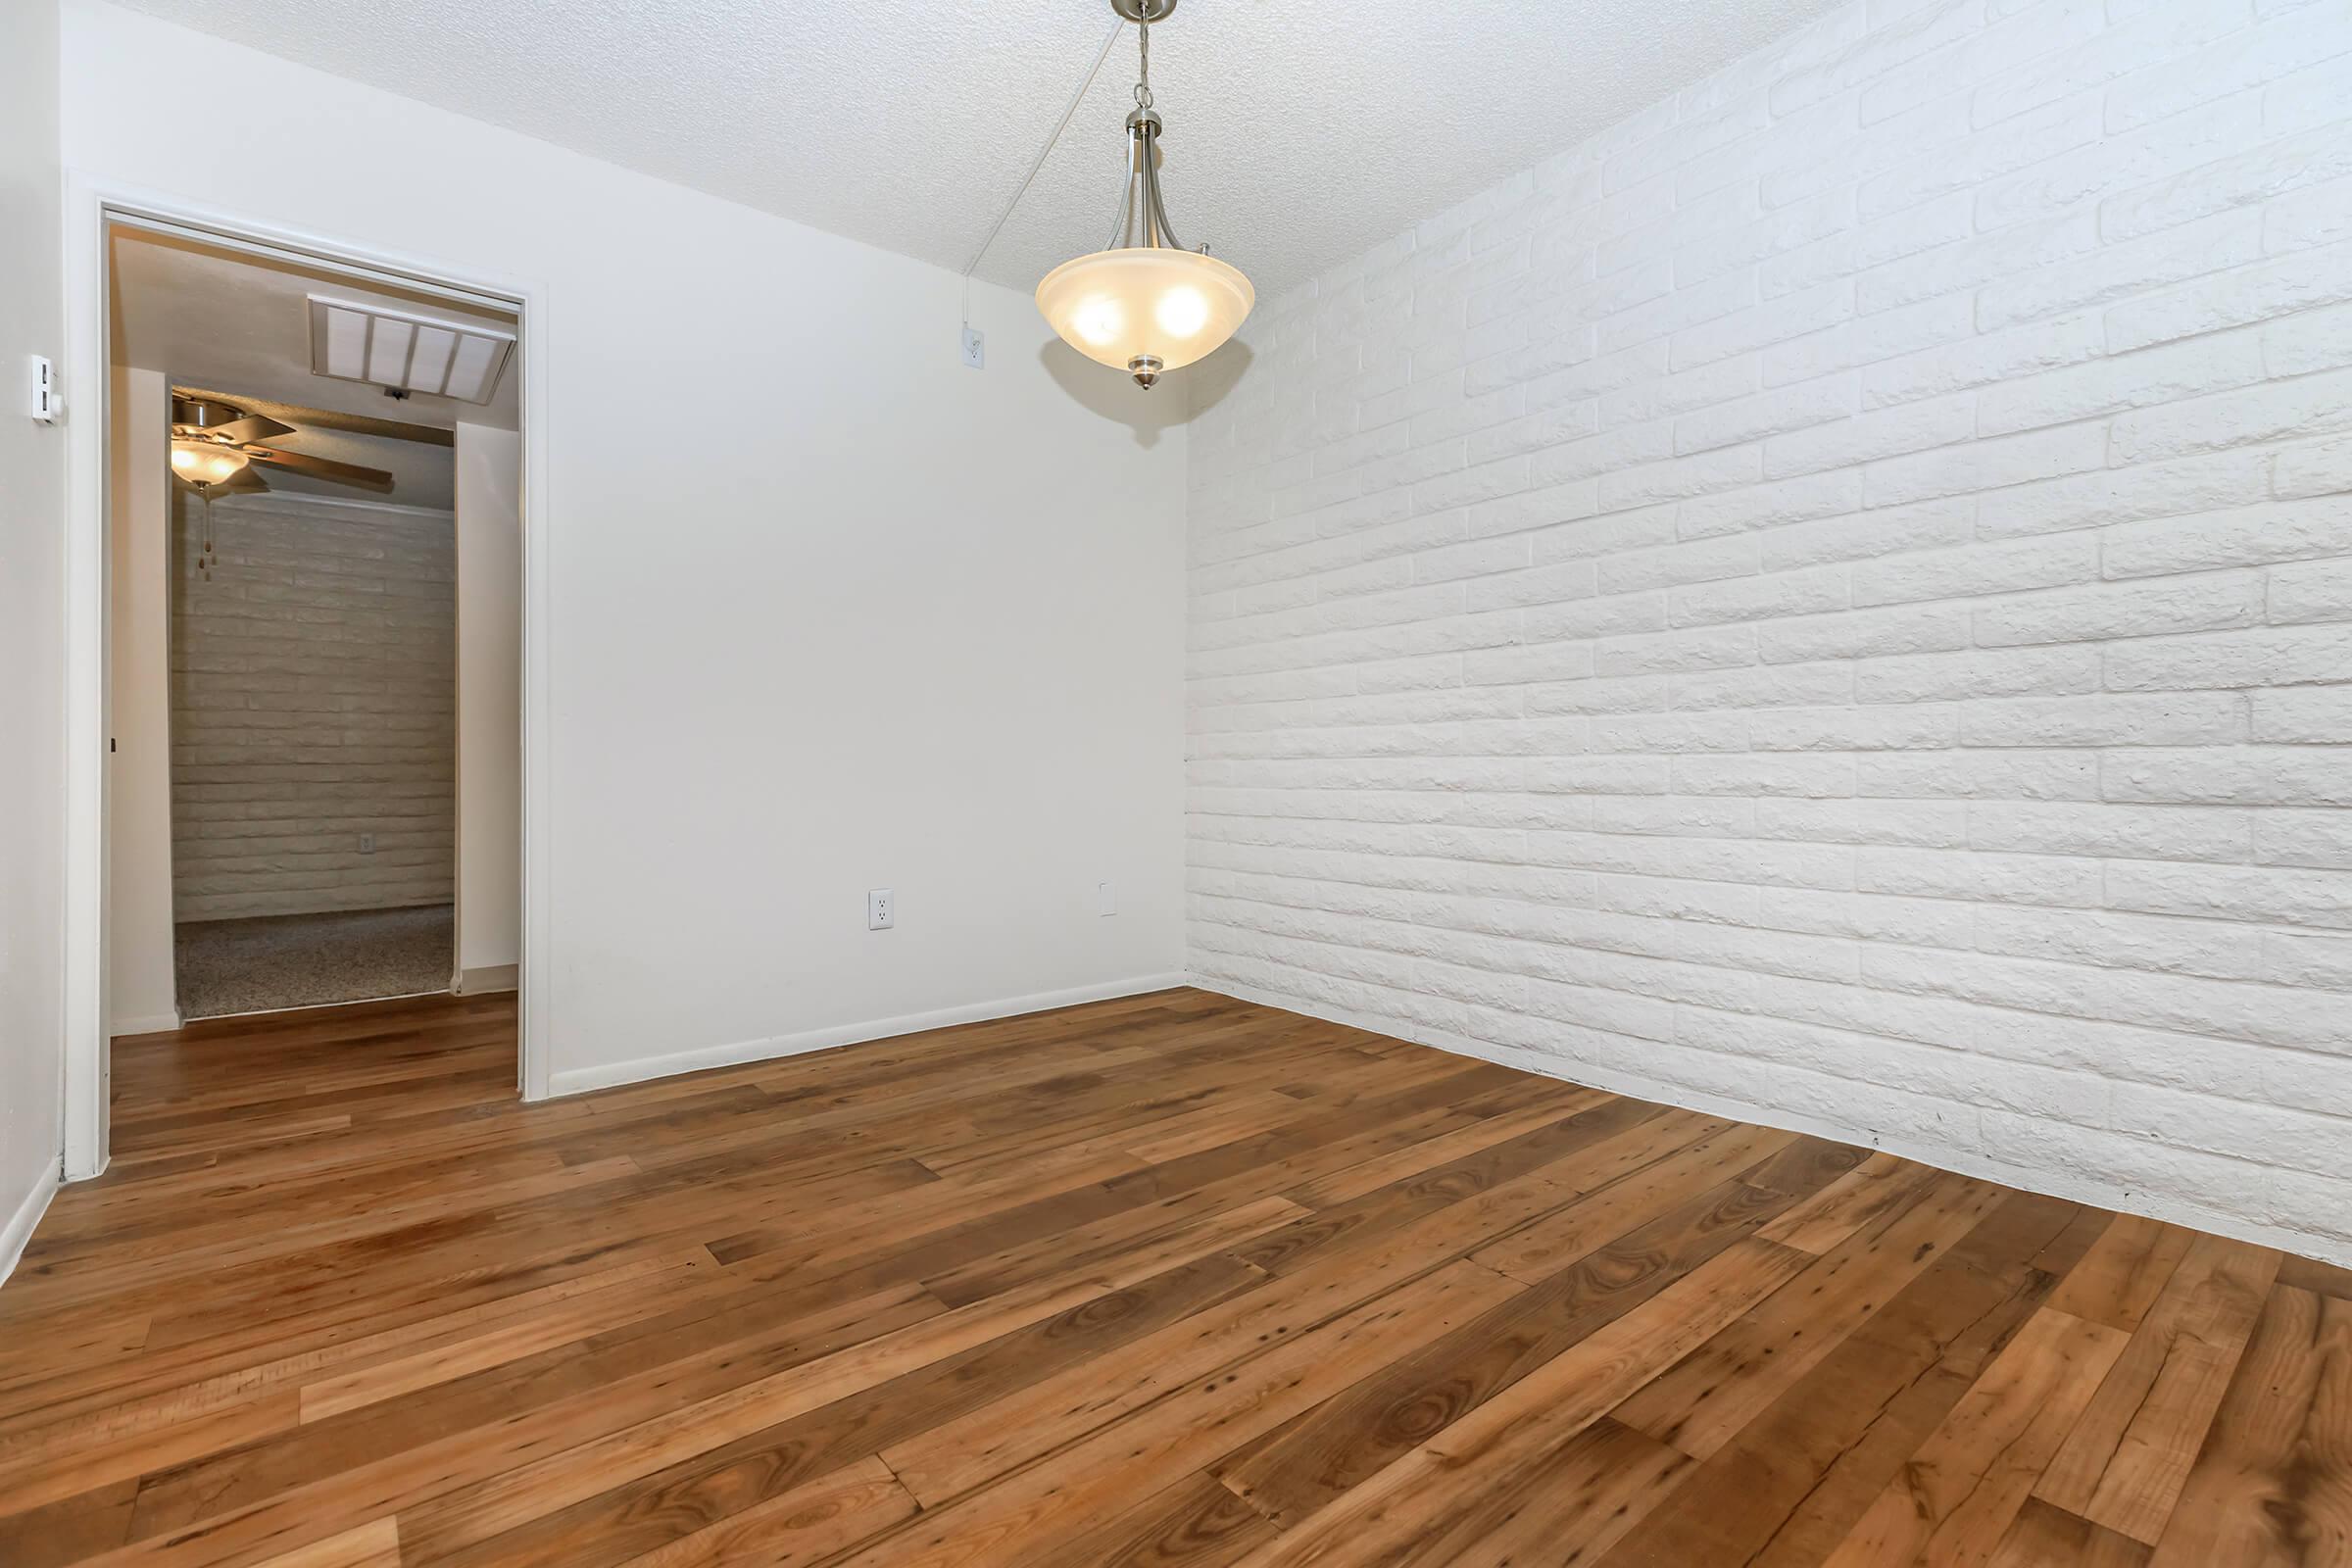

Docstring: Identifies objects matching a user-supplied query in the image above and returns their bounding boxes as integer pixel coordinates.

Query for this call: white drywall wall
[107,365,176,1033]
[456,421,520,984]
[61,0,1187,1093]
[1187,0,2352,1264]
[0,0,67,1274]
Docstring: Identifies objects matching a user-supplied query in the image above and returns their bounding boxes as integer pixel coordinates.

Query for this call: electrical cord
[960,16,1128,327]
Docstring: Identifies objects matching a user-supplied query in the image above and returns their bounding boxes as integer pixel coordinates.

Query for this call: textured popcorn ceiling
[110,0,1847,299]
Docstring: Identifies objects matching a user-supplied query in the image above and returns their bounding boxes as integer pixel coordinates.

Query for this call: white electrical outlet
[959,326,985,369]
[1098,881,1118,916]
[867,888,895,930]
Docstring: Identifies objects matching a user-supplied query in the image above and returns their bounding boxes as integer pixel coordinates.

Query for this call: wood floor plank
[0,1245,717,1441]
[1609,1167,2011,1459]
[1992,1498,2155,1568]
[0,1477,140,1568]
[386,1197,1303,1564]
[1349,1414,1690,1568]
[245,1519,400,1568]
[997,1476,1289,1568]
[1229,1096,1691,1280]
[601,1455,917,1568]
[1464,1119,1795,1282]
[2279,1252,2352,1303]
[2035,1232,2280,1544]
[1276,1086,1602,1209]
[878,1104,1706,1508]
[1216,1238,1815,1568]
[415,1256,1269,1568]
[1820,1306,2132,1566]
[1589,1186,2107,1568]
[115,1275,948,1553]
[244,1200,1288,1568]
[1212,1173,1805,1527]
[2148,1283,2352,1567]
[2046,1214,2201,1334]
[830,1259,1527,1568]
[1016,1468,1282,1568]
[0,1390,301,1517]
[1754,1150,1935,1254]
[0,988,2336,1568]
[292,1249,728,1422]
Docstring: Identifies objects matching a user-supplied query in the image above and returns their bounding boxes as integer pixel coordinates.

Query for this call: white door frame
[61,175,556,1179]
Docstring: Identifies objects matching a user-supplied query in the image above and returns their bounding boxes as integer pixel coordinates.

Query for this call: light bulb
[1155,286,1209,338]
[1072,297,1125,347]
[171,441,249,486]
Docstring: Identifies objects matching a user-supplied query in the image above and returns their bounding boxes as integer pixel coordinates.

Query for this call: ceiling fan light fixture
[1035,0,1252,388]
[170,440,250,486]
[167,394,398,494]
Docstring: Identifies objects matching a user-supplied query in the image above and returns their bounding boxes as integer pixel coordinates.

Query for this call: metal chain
[1134,4,1152,109]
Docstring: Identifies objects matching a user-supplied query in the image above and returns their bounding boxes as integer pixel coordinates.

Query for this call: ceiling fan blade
[238,445,395,491]
[206,415,297,445]
[173,386,455,447]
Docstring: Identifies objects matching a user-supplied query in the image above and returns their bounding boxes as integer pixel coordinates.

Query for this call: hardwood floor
[3,988,2346,1566]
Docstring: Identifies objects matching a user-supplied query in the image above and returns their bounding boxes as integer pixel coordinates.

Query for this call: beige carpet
[173,905,454,1020]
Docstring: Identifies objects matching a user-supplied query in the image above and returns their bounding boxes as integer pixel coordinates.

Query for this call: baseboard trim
[1188,974,2352,1271]
[455,963,518,996]
[0,1164,61,1291]
[109,1011,182,1037]
[544,971,1192,1099]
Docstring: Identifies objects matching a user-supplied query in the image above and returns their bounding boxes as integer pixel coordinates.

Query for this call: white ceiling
[110,0,1847,300]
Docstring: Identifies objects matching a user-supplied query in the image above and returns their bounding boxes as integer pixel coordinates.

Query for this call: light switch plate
[27,356,59,422]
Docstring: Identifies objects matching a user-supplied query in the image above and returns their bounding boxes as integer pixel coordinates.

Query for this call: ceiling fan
[169,393,399,498]
[169,389,454,578]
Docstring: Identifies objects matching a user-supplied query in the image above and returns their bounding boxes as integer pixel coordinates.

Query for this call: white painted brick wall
[171,492,456,921]
[1185,0,2352,1263]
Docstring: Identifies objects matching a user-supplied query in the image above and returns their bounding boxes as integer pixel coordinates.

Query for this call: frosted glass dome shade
[1037,247,1252,383]
[171,441,249,486]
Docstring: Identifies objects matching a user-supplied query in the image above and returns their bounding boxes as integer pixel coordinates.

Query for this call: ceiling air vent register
[307,295,514,405]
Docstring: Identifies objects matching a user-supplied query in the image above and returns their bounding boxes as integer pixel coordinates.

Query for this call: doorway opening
[103,222,523,1028]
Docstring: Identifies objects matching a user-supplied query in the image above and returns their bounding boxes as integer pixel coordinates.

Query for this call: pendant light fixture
[1035,0,1252,388]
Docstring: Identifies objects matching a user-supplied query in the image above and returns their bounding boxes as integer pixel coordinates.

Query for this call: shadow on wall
[1039,337,1254,448]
